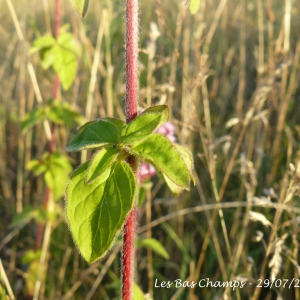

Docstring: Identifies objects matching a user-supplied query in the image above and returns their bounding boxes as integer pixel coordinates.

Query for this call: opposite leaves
[65,105,195,263]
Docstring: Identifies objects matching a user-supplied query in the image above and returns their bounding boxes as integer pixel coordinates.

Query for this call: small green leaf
[26,159,48,175]
[21,107,46,132]
[69,0,89,17]
[120,105,169,144]
[66,161,137,262]
[9,206,37,229]
[138,238,170,259]
[29,35,56,54]
[86,147,120,183]
[189,0,201,14]
[45,99,84,127]
[58,31,81,57]
[21,250,41,264]
[133,283,145,300]
[44,153,72,201]
[57,32,73,45]
[131,134,191,190]
[52,47,77,90]
[67,119,121,152]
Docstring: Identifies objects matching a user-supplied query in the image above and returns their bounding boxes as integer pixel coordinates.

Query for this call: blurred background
[1,0,300,299]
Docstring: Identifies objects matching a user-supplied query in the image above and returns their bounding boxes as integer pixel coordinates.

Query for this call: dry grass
[1,0,300,299]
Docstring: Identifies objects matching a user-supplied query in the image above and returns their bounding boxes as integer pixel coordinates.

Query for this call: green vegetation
[1,0,300,299]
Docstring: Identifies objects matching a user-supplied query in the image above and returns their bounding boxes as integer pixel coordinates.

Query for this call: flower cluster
[139,121,176,181]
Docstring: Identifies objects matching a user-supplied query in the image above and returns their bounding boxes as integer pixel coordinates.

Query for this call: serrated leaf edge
[131,134,192,190]
[64,161,137,262]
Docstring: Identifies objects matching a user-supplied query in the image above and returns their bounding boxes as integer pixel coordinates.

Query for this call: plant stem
[35,0,60,251]
[122,0,139,299]
[125,0,138,123]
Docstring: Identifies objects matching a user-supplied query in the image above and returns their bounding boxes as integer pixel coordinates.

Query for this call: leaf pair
[30,27,81,90]
[65,105,195,262]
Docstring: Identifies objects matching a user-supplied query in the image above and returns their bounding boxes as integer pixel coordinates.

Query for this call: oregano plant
[66,0,195,298]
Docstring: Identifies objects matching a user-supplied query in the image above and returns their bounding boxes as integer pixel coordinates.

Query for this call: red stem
[125,0,139,123]
[35,0,60,251]
[122,0,139,299]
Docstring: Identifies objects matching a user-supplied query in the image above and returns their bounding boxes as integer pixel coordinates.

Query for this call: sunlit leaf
[138,238,170,259]
[29,35,56,54]
[86,147,120,183]
[21,107,46,132]
[78,117,125,132]
[66,161,137,262]
[120,105,169,144]
[173,143,195,183]
[189,0,201,14]
[26,159,48,175]
[21,250,41,264]
[69,0,89,17]
[9,206,37,229]
[67,119,121,152]
[44,153,72,200]
[45,99,84,127]
[158,169,184,196]
[133,282,145,300]
[131,134,191,190]
[52,47,77,90]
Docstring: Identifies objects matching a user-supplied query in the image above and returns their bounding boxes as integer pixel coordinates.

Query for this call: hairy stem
[122,0,139,299]
[125,0,138,123]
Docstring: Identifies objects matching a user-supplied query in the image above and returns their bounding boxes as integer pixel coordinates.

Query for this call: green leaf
[159,170,184,196]
[21,106,46,132]
[39,46,57,69]
[86,147,120,183]
[29,35,56,54]
[131,134,191,190]
[66,161,137,262]
[44,153,72,200]
[52,47,77,90]
[120,105,169,144]
[9,206,37,229]
[21,250,41,264]
[67,119,121,152]
[138,238,170,259]
[58,31,81,57]
[69,0,89,17]
[45,99,84,127]
[189,0,201,14]
[78,117,125,132]
[173,143,195,183]
[57,32,73,45]
[30,31,80,90]
[26,159,48,175]
[133,283,145,300]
